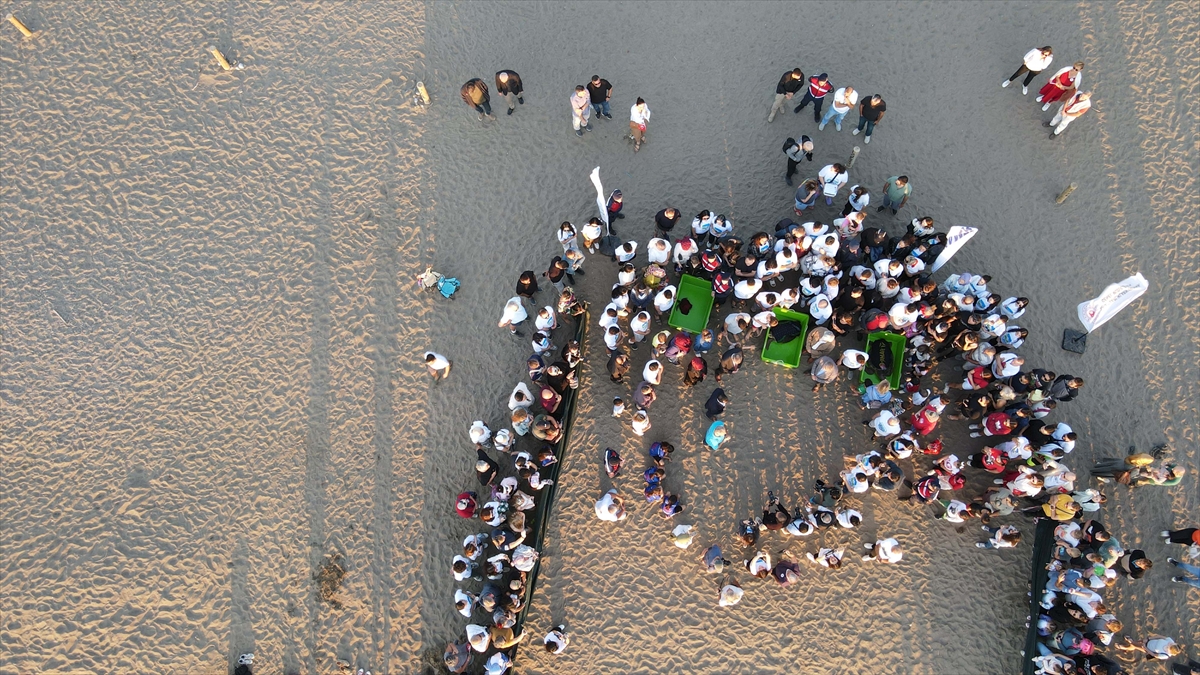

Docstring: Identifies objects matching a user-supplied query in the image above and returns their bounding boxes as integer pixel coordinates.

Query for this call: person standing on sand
[769,67,806,122]
[570,85,593,137]
[587,75,613,120]
[1044,91,1091,139]
[852,94,886,144]
[1001,46,1054,95]
[630,98,652,152]
[877,175,911,215]
[1037,61,1084,110]
[794,73,833,122]
[460,78,494,120]
[655,207,681,240]
[819,85,858,132]
[817,163,849,205]
[783,135,814,186]
[495,70,524,115]
[424,351,452,381]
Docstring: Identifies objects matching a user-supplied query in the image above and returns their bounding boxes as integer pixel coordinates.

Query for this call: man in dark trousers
[769,67,805,123]
[852,94,886,144]
[587,75,613,119]
[794,73,833,123]
[460,78,494,121]
[495,70,524,115]
[783,135,813,186]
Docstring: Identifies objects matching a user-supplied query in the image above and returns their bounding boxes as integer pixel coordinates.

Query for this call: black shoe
[793,106,802,114]
[785,175,793,186]
[609,227,617,236]
[575,268,585,275]
[567,274,576,284]
[876,206,886,212]
[518,96,524,104]
[603,113,613,120]
[507,108,514,115]
[615,213,625,219]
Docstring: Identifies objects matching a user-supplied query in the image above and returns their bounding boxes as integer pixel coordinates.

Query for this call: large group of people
[432,50,1189,673]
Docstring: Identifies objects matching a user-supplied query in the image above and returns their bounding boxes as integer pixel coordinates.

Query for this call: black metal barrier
[1021,517,1058,675]
[508,308,588,668]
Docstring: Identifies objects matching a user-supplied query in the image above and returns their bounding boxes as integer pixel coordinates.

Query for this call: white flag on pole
[589,166,608,227]
[930,225,978,272]
[1077,273,1149,333]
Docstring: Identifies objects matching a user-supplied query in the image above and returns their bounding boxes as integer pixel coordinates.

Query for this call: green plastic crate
[667,274,715,334]
[761,307,810,368]
[860,331,907,390]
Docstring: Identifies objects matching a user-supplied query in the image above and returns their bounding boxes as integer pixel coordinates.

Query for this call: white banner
[1077,273,1149,333]
[930,225,978,272]
[589,166,608,228]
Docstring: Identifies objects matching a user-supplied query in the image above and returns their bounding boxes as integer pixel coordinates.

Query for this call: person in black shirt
[704,388,728,419]
[654,207,680,239]
[769,68,805,122]
[853,94,886,143]
[587,75,613,119]
[495,70,524,115]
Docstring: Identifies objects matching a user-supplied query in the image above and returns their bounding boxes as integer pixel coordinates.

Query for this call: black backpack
[782,137,796,153]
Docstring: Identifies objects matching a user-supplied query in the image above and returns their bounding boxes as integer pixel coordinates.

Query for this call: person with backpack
[783,135,814,186]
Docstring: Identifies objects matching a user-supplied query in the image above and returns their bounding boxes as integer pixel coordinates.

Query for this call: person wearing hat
[718,580,744,606]
[494,70,524,115]
[794,72,833,122]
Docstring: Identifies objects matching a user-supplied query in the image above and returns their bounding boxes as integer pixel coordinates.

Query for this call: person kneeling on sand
[806,547,845,569]
[704,544,732,573]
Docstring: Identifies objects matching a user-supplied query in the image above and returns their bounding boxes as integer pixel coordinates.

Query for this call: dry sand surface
[1,1,1196,674]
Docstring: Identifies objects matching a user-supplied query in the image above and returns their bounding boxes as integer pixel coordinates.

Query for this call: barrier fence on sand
[508,308,589,669]
[1020,518,1057,675]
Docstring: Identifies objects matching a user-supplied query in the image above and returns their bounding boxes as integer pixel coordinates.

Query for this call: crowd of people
[439,261,590,672]
[434,51,1189,673]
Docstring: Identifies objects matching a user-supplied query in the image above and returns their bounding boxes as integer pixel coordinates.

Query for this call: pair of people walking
[460,70,525,121]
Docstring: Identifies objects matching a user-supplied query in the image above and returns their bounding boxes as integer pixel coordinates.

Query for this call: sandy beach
[2,1,1196,674]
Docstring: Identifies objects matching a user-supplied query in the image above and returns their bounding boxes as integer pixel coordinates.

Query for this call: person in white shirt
[744,550,772,578]
[840,349,868,370]
[733,279,762,306]
[570,85,592,136]
[603,325,624,353]
[631,409,651,436]
[863,538,903,563]
[423,351,451,380]
[819,86,858,131]
[534,306,557,333]
[817,163,849,205]
[806,547,845,569]
[722,312,751,344]
[594,488,626,521]
[629,97,651,151]
[672,237,698,271]
[614,241,638,263]
[1002,46,1054,94]
[642,359,663,385]
[1045,91,1091,138]
[454,588,477,617]
[629,311,652,345]
[646,237,670,264]
[809,294,833,325]
[542,625,569,654]
[653,285,676,317]
[498,297,528,336]
[452,555,476,581]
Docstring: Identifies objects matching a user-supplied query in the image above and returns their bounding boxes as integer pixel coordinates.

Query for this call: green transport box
[860,331,907,390]
[760,307,810,368]
[667,274,715,334]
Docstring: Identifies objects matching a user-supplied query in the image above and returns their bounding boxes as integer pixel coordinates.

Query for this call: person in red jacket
[794,73,833,123]
[455,491,478,518]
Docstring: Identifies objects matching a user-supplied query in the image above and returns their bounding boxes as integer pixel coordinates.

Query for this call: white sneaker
[851,128,860,135]
[1022,85,1029,95]
[818,121,827,131]
[1001,79,1010,88]
[864,135,871,144]
[1042,103,1051,111]
[1035,95,1044,103]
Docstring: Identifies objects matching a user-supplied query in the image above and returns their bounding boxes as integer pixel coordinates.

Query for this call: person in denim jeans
[852,94,886,143]
[587,75,613,119]
[1168,557,1200,588]
[819,86,858,131]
